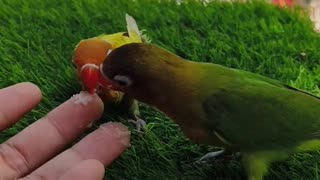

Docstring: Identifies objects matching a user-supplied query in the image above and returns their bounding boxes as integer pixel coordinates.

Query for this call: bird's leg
[242,152,270,180]
[98,88,146,131]
[120,94,146,131]
[242,151,288,180]
[127,99,146,131]
[198,150,225,162]
[196,149,225,163]
[128,114,146,132]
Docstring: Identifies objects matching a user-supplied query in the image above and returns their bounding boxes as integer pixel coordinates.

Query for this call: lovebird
[100,43,320,180]
[72,14,150,130]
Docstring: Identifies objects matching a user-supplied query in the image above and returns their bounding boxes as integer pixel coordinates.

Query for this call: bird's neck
[140,60,205,121]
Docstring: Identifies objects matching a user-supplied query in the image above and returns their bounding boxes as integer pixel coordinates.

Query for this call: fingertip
[70,122,131,167]
[18,82,42,103]
[0,82,42,131]
[99,122,131,147]
[2,82,42,102]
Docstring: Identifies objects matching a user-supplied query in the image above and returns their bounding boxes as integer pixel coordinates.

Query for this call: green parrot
[99,43,320,180]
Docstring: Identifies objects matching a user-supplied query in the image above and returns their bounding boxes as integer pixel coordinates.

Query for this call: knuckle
[0,141,31,177]
[43,114,67,141]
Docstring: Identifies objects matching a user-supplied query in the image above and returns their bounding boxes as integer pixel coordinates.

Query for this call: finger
[25,122,130,180]
[0,82,41,131]
[58,159,104,180]
[0,92,104,179]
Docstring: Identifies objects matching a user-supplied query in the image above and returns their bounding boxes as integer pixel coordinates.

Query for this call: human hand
[0,82,130,180]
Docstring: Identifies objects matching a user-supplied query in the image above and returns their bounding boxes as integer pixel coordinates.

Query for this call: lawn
[1,0,320,179]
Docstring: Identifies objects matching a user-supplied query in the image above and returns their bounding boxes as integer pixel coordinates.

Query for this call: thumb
[59,159,105,180]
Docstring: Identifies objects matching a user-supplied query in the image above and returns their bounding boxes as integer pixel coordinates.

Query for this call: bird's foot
[196,150,226,164]
[128,118,146,131]
[195,150,238,165]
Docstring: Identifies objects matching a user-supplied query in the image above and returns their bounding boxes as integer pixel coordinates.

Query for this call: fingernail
[99,122,131,147]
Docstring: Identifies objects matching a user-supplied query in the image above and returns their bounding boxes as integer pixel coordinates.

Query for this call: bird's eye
[113,75,132,87]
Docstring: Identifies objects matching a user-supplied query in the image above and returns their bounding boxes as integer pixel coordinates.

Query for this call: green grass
[1,0,320,179]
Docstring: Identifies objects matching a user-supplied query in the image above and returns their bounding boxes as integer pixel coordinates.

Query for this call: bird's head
[73,38,113,93]
[100,43,189,105]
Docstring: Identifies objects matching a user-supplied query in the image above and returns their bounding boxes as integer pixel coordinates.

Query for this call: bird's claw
[128,118,146,131]
[196,150,225,164]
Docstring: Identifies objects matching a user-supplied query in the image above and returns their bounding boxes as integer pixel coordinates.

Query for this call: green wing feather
[200,64,320,152]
